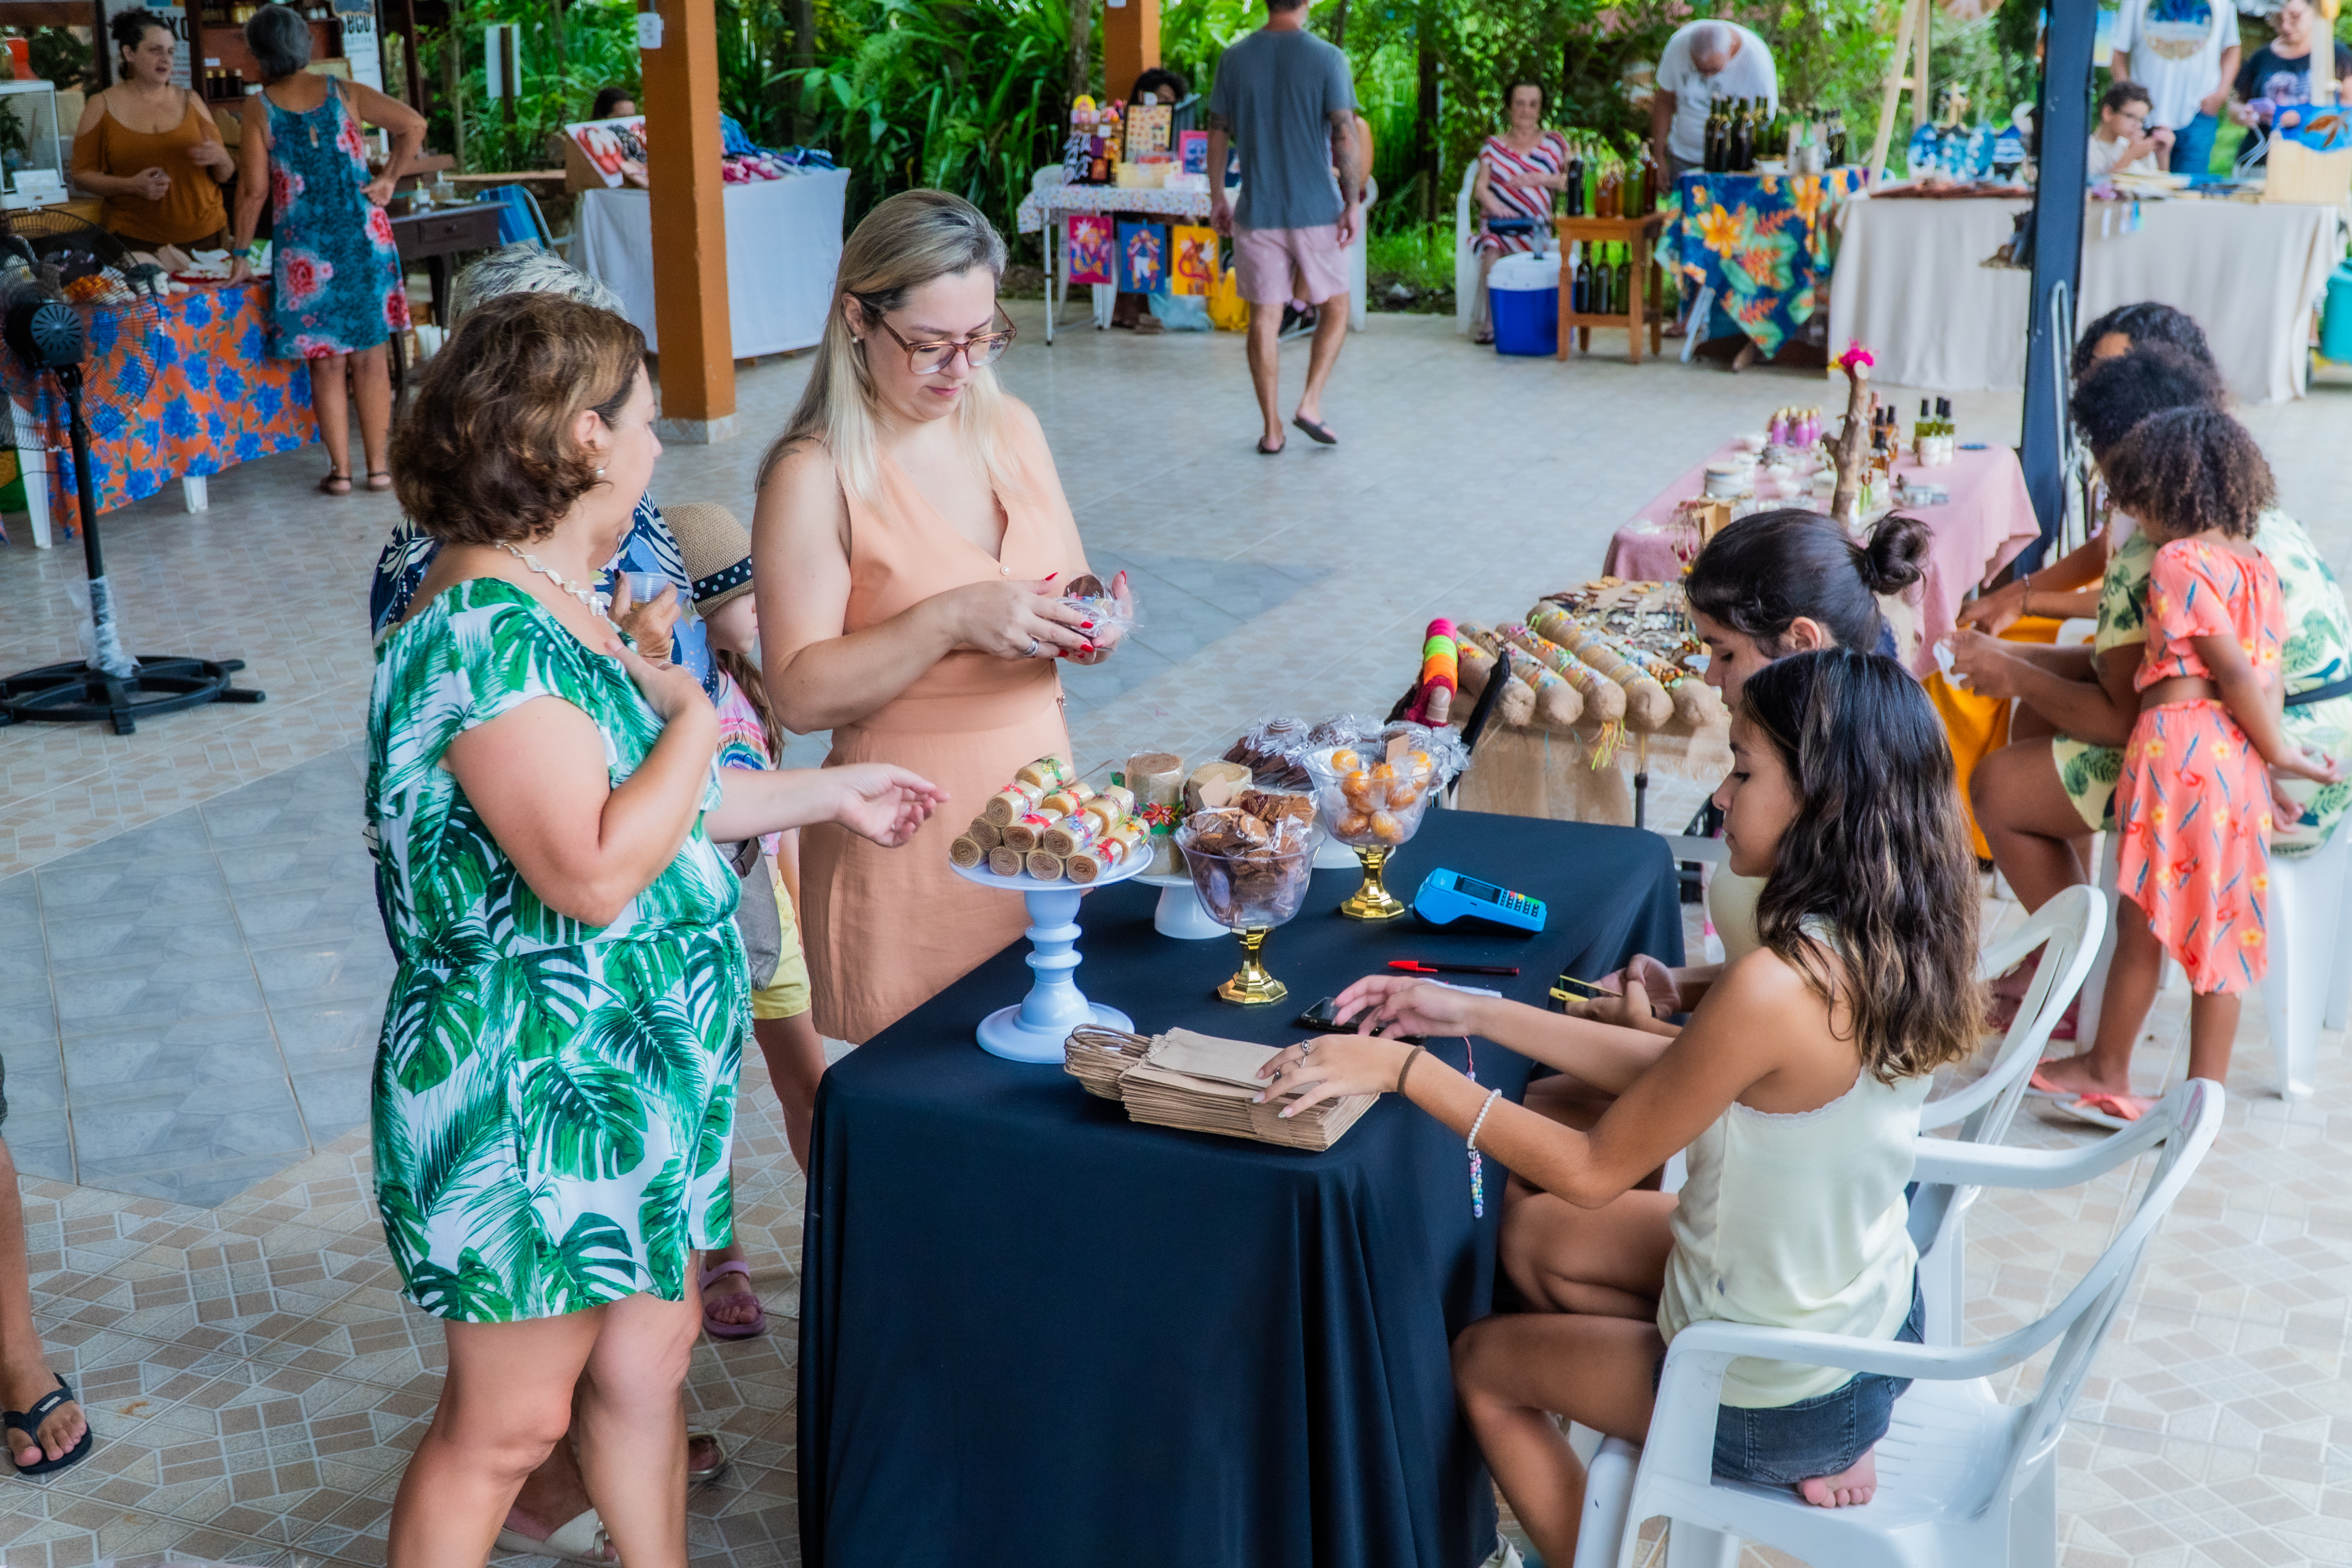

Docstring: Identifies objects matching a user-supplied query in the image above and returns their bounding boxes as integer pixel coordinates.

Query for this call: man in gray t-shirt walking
[1206,0,1361,455]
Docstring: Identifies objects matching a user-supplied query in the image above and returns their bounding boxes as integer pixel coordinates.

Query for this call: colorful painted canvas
[1178,129,1209,174]
[1118,220,1169,294]
[1068,214,1114,285]
[1170,225,1215,296]
[1127,102,1173,158]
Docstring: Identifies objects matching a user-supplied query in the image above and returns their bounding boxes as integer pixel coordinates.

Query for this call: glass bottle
[1638,145,1658,214]
[1593,245,1613,316]
[1728,99,1751,174]
[1827,112,1848,168]
[1615,244,1633,316]
[1565,154,1585,217]
[1572,246,1592,315]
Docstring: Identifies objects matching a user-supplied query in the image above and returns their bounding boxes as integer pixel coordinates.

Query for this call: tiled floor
[3,304,2352,1565]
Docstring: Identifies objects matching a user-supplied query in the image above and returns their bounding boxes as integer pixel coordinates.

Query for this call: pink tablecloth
[1601,442,2040,678]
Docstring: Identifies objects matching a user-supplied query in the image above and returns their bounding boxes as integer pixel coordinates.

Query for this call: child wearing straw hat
[668,501,823,1342]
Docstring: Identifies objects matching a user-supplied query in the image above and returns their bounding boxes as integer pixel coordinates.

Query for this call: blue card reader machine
[1412,869,1547,933]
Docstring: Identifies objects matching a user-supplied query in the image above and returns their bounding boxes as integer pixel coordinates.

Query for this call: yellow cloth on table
[1926,615,2064,860]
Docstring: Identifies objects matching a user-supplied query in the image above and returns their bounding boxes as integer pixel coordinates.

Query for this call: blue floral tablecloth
[1657,168,1865,357]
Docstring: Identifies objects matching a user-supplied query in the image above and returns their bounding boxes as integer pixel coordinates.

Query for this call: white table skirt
[572,169,851,359]
[1827,195,2342,404]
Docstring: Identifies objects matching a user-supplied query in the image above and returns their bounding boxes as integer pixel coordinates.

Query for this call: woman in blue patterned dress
[226,3,422,497]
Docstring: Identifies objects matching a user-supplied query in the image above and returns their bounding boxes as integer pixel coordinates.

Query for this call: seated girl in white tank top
[1253,648,1983,1566]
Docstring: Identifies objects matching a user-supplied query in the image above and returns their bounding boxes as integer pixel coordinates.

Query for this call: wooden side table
[1554,210,1667,363]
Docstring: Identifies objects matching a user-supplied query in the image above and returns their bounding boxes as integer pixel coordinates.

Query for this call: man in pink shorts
[1205,0,1362,455]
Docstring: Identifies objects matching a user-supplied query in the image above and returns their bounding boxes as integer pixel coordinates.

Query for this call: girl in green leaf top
[369,292,944,1568]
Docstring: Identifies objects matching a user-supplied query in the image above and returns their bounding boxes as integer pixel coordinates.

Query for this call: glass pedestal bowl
[1176,822,1317,1005]
[1303,727,1464,920]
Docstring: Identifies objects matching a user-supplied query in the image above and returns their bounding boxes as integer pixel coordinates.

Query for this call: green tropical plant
[779,0,1077,230]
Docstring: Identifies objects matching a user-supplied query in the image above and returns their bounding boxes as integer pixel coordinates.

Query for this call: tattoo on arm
[1328,109,1362,203]
[1206,110,1231,135]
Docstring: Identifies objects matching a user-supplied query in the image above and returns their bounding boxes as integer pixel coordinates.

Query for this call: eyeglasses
[866,306,1017,374]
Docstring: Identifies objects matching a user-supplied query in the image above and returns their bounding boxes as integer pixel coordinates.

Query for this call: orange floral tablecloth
[30,279,315,539]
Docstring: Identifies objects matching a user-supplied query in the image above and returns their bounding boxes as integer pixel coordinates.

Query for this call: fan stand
[0,364,263,735]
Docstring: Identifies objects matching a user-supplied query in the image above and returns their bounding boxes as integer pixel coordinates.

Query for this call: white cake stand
[951,849,1152,1063]
[1136,869,1227,940]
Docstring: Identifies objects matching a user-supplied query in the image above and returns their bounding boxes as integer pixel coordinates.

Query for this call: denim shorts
[1658,1281,1924,1488]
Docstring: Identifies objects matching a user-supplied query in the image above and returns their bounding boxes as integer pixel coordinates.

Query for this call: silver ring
[1023,637,1040,657]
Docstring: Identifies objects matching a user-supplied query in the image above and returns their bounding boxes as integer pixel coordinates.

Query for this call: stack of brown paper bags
[1065,1026,1375,1151]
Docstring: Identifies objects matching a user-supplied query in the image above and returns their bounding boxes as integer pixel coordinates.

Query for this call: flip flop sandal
[1290,414,1339,446]
[5,1378,94,1478]
[364,471,394,492]
[2051,1092,2150,1131]
[2025,1060,2092,1099]
[699,1261,767,1340]
[1256,437,1284,455]
[687,1428,730,1485]
[496,1507,616,1566]
[318,472,352,497]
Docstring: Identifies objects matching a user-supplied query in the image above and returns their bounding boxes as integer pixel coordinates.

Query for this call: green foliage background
[404,0,2045,239]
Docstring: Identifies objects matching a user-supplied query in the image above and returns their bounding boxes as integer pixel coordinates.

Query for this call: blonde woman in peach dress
[754,190,1125,1046]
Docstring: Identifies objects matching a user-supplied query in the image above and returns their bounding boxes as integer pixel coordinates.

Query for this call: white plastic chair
[1454,160,1482,337]
[1572,1077,2226,1568]
[2258,819,2352,1101]
[1910,884,2107,1346]
[1347,174,1378,331]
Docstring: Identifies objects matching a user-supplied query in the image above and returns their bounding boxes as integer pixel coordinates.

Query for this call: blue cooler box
[1489,251,1561,356]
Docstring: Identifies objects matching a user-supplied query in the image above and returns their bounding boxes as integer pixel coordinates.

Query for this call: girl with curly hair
[2036,408,2339,1125]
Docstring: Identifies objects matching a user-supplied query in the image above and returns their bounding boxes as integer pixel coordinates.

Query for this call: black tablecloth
[797,809,1684,1568]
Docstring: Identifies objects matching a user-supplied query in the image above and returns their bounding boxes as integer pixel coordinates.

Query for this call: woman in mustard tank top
[753,191,1128,1047]
[1266,651,1985,1564]
[70,10,235,249]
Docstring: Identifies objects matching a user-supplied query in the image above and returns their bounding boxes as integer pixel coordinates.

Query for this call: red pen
[1389,959,1520,977]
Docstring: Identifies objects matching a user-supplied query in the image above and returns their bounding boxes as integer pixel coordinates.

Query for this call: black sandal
[6,1378,94,1478]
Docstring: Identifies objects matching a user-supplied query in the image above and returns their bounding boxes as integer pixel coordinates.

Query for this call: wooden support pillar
[1103,0,1160,104]
[640,0,737,443]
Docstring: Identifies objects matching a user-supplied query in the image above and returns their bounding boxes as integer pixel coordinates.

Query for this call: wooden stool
[1554,211,1667,364]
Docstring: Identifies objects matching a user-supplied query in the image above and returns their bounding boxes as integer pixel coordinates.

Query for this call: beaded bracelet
[1467,1087,1502,1218]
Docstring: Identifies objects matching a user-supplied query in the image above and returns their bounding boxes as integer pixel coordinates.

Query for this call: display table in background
[1827,195,2343,403]
[1603,441,2039,678]
[1659,168,1865,357]
[1015,169,1375,340]
[572,168,851,359]
[14,280,314,547]
[799,808,1684,1568]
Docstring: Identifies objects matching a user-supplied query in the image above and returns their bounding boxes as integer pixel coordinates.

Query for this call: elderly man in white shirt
[1651,19,1779,181]
[1653,19,1778,352]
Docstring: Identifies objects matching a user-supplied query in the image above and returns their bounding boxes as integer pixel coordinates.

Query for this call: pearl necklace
[500,544,613,621]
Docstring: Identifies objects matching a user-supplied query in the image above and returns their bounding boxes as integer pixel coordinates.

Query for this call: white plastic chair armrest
[1911,1111,2173,1188]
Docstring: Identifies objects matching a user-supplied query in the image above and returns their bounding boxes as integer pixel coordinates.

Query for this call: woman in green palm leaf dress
[370,291,943,1568]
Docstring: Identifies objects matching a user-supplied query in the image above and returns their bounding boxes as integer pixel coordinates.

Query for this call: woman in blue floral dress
[226,3,423,496]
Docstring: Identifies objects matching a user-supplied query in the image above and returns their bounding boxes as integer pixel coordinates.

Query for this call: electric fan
[0,208,262,734]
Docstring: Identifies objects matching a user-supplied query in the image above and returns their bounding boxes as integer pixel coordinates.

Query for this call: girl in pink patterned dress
[2041,409,2339,1125]
[1469,81,1571,343]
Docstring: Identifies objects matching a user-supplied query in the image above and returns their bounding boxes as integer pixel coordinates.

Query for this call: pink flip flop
[699,1261,767,1340]
[2053,1092,2153,1130]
